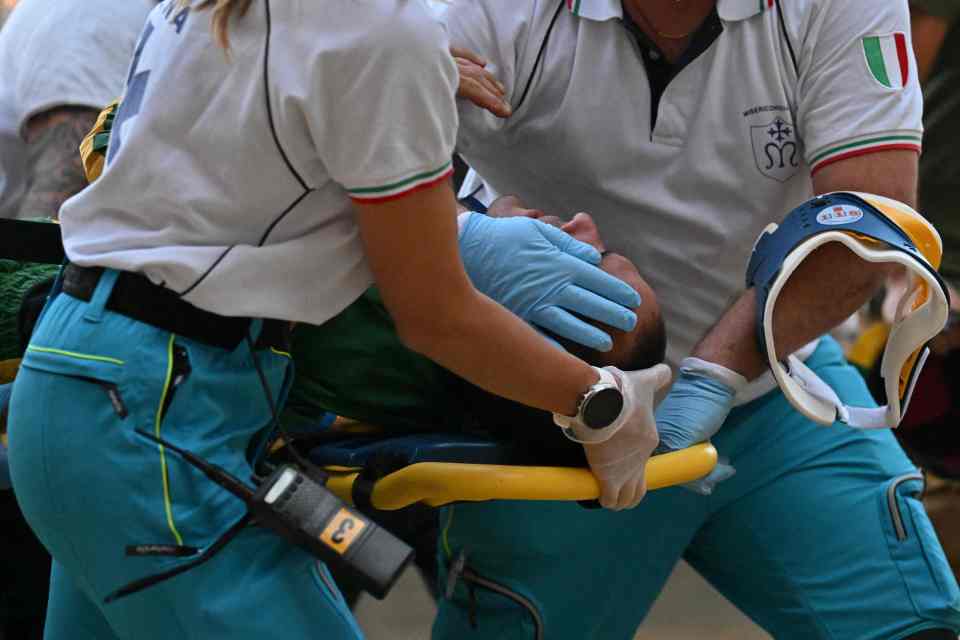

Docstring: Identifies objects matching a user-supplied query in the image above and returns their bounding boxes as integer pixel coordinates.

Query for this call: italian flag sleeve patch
[862,33,910,90]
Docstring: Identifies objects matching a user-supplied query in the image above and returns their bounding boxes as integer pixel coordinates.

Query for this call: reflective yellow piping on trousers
[26,345,124,366]
[442,506,455,559]
[155,334,184,546]
[270,347,292,359]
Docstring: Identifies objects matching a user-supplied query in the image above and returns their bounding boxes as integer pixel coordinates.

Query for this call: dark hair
[555,308,668,372]
[617,312,667,371]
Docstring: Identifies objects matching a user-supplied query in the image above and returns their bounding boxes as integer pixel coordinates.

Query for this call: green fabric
[281,288,583,461]
[282,288,469,432]
[918,7,960,281]
[0,265,570,450]
[0,260,58,361]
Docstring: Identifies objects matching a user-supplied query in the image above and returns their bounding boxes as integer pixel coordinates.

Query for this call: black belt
[61,264,290,351]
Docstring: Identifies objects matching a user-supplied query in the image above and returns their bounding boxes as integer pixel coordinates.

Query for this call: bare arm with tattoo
[17,106,99,220]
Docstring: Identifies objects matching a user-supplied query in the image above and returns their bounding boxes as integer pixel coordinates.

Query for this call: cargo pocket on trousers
[20,346,129,419]
[880,473,960,617]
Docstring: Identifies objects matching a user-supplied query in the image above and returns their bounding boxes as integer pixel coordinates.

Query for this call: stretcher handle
[325,443,717,510]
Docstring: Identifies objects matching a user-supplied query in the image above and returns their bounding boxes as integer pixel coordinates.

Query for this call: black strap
[0,219,65,264]
[351,466,379,514]
[103,514,251,603]
[351,453,410,514]
[62,264,258,350]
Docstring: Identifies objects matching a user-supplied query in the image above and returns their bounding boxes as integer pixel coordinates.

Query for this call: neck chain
[632,1,700,40]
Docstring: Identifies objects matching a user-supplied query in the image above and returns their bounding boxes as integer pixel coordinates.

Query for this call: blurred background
[354,562,769,640]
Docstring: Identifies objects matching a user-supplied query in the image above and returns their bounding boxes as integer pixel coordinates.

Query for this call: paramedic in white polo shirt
[6,1,677,638]
[437,0,960,638]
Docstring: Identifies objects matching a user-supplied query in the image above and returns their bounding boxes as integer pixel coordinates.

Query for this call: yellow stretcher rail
[325,443,717,510]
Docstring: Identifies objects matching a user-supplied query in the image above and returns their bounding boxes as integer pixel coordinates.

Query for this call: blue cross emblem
[767,118,793,143]
[751,116,800,183]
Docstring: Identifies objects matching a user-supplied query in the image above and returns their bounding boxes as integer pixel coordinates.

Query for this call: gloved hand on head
[655,358,746,495]
[458,212,641,352]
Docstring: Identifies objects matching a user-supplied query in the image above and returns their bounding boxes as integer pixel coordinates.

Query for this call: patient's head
[461,198,666,459]
[487,196,666,370]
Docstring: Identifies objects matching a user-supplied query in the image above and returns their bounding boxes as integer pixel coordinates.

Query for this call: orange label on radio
[320,509,367,555]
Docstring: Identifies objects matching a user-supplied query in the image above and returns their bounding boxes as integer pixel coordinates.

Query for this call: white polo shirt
[0,0,153,218]
[61,0,458,326]
[447,0,922,366]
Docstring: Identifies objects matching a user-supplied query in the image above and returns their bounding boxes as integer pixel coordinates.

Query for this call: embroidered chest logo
[751,117,800,182]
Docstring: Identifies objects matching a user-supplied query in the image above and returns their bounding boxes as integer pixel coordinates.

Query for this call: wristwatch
[553,367,625,443]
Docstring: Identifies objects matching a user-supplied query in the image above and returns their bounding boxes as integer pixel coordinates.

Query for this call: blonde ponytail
[175,0,253,50]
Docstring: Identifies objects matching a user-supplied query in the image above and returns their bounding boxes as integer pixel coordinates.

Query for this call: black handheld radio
[105,331,413,604]
[107,430,414,603]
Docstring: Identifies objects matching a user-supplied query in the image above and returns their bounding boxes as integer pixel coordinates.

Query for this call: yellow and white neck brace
[746,192,950,429]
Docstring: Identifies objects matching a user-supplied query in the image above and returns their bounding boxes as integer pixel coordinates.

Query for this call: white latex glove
[581,364,672,510]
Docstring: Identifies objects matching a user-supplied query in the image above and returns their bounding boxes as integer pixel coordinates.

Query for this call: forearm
[17,106,98,219]
[357,181,598,419]
[402,289,597,417]
[693,245,888,379]
[693,150,915,379]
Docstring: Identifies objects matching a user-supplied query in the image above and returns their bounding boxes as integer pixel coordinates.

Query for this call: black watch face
[583,387,624,430]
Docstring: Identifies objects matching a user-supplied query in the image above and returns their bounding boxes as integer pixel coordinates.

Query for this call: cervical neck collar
[746,192,949,429]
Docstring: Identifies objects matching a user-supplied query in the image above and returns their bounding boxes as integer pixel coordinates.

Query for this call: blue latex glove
[655,358,747,495]
[459,212,641,352]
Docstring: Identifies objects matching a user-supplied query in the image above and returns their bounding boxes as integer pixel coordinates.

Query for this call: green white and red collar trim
[347,161,453,203]
[809,131,922,174]
[566,0,770,22]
